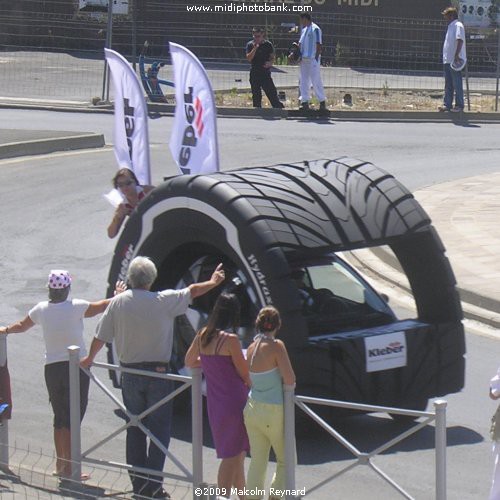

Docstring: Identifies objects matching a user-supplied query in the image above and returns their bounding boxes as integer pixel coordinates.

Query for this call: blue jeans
[121,370,173,495]
[444,63,464,109]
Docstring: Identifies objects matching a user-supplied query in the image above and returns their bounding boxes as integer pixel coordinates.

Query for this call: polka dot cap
[47,270,71,289]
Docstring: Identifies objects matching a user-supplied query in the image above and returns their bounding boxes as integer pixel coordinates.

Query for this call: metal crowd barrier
[0,339,447,500]
[67,345,203,499]
[283,387,447,500]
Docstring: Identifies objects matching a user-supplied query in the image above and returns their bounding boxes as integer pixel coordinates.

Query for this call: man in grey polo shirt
[81,256,225,499]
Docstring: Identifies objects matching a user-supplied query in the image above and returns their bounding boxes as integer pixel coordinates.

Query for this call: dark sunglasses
[117,179,135,188]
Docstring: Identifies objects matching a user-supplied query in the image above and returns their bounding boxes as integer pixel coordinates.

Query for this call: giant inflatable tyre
[106,159,465,411]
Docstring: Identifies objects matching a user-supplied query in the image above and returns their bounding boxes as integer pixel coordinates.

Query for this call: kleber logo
[179,86,204,173]
[368,341,405,358]
[364,332,407,373]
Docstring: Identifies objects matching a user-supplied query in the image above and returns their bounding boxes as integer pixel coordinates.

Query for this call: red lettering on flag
[194,97,204,137]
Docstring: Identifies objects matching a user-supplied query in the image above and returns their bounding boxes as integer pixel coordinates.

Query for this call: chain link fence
[1,1,500,109]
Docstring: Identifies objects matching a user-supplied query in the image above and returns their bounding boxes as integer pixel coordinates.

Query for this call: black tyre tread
[207,160,432,253]
[152,160,431,256]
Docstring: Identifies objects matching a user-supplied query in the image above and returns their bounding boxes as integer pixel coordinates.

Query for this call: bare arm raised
[188,263,225,299]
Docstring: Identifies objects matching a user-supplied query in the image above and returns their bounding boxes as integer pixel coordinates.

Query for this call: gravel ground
[217,87,499,112]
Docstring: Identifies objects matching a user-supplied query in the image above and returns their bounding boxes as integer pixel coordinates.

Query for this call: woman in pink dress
[185,293,250,500]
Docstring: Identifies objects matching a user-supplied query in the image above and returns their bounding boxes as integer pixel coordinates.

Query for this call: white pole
[191,367,203,498]
[284,384,296,500]
[434,399,447,500]
[68,345,82,483]
[0,336,9,470]
[101,0,114,102]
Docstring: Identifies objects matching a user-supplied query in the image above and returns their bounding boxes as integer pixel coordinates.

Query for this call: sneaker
[450,107,464,113]
[319,101,327,111]
[438,105,450,112]
[299,102,309,110]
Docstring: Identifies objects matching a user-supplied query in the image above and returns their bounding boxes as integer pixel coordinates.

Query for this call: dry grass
[216,88,499,113]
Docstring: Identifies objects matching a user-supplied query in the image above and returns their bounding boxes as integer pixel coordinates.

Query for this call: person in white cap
[0,270,125,480]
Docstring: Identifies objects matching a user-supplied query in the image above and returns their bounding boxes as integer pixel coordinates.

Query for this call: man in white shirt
[298,13,326,112]
[440,6,467,112]
[0,270,123,480]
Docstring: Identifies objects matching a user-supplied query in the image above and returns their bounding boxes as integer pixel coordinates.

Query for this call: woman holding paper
[107,168,154,238]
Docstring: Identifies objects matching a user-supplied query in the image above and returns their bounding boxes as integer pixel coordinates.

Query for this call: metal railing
[0,338,448,499]
[283,387,447,500]
[67,345,204,499]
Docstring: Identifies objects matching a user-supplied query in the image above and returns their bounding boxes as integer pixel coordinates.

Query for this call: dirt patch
[216,88,499,113]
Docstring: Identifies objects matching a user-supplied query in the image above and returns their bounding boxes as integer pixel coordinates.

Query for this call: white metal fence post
[191,367,203,498]
[68,345,82,483]
[100,0,114,102]
[434,399,447,500]
[284,384,296,500]
[0,336,9,470]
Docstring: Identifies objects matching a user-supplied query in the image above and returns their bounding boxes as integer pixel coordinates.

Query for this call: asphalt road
[2,108,500,188]
[1,111,500,498]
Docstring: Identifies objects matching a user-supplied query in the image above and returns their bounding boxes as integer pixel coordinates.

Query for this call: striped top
[299,22,322,59]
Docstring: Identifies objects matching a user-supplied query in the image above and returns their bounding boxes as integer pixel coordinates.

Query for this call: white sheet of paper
[103,188,125,208]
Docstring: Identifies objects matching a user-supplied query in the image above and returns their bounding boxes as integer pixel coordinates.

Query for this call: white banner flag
[105,48,151,185]
[169,42,219,175]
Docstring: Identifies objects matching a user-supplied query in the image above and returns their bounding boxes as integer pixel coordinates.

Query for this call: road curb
[0,133,105,160]
[4,99,500,123]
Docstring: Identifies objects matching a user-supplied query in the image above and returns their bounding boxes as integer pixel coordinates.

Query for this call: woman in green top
[243,306,296,500]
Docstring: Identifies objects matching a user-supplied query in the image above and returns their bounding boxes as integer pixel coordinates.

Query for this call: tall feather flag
[104,48,151,205]
[169,42,219,175]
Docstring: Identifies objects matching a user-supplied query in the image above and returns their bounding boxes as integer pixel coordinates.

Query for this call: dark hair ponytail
[199,293,240,348]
